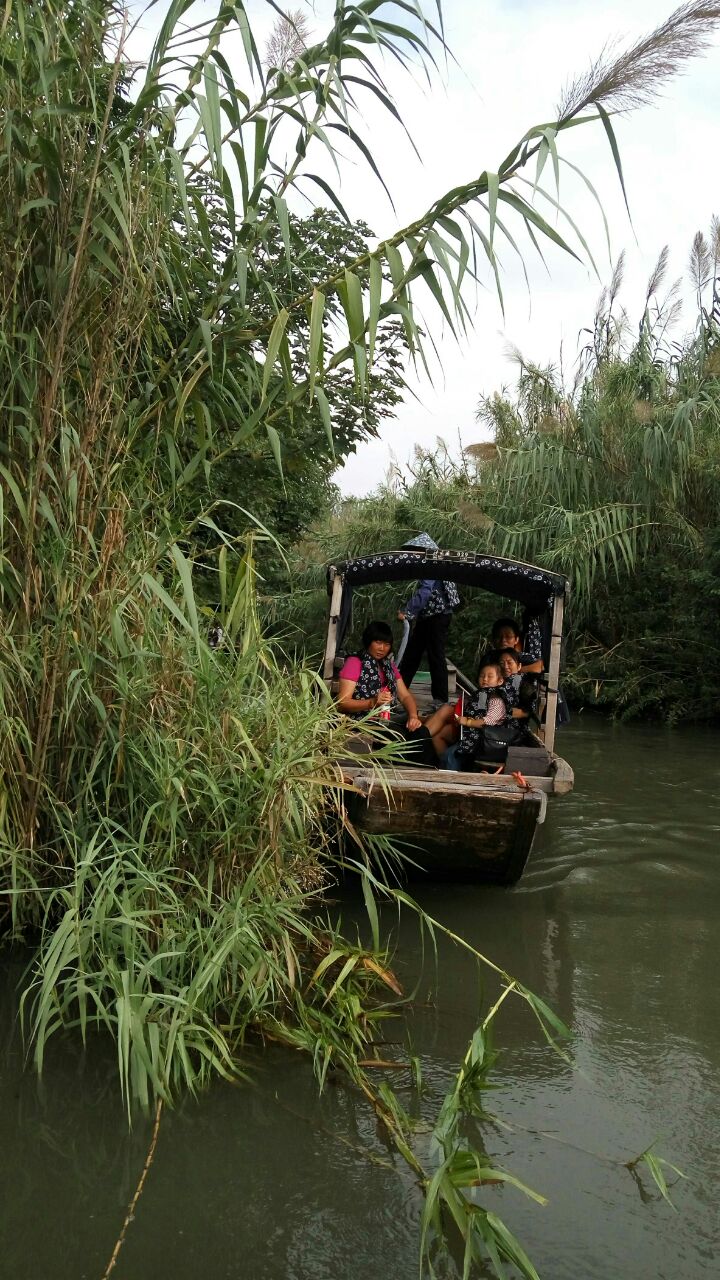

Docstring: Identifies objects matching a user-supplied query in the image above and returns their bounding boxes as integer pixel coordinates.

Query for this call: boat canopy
[328,549,568,613]
[325,548,569,752]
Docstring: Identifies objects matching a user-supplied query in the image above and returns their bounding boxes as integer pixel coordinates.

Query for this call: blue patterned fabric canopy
[328,549,567,611]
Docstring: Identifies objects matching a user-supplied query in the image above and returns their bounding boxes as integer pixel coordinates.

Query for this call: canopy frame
[323,548,570,694]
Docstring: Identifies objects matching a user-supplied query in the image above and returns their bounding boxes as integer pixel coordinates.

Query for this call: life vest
[420,579,460,617]
[503,673,522,707]
[505,673,540,716]
[348,651,398,718]
[456,686,510,757]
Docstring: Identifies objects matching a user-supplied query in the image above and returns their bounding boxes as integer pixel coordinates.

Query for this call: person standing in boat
[397,532,460,710]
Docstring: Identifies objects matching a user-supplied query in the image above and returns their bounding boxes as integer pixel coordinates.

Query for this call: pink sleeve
[339,656,362,681]
[485,696,506,726]
[392,662,402,680]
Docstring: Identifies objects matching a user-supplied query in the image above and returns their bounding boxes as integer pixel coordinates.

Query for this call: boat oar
[396,617,411,665]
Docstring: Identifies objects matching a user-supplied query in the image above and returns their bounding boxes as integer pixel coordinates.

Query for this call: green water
[1,717,719,1279]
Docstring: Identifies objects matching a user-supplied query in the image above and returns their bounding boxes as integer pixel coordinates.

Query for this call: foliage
[1,1,717,1274]
[180,199,408,596]
[274,444,526,674]
[473,225,720,719]
[288,226,720,719]
[625,1144,686,1208]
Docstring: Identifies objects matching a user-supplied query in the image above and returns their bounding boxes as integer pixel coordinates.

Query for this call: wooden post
[322,570,344,684]
[542,590,565,756]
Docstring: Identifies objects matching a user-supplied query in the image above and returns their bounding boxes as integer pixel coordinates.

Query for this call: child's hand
[454,713,466,726]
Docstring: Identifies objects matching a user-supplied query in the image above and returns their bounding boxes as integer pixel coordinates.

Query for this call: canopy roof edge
[327,549,569,612]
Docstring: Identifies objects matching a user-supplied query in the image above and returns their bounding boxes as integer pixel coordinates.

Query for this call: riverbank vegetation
[287,226,720,722]
[2,1,719,1275]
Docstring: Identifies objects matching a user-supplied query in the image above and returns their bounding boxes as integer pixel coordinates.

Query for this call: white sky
[128,2,720,494]
[329,0,720,493]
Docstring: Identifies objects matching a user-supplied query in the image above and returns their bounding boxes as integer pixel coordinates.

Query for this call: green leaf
[265,423,284,482]
[169,543,201,650]
[261,308,290,398]
[368,254,382,367]
[487,171,499,246]
[315,385,334,457]
[595,103,632,223]
[308,288,325,399]
[343,267,364,342]
[273,194,292,275]
[497,189,581,261]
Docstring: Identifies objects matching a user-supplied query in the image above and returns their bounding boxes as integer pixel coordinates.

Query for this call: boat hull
[344,767,551,884]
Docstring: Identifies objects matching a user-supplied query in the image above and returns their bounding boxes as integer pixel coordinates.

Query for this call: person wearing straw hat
[397,532,459,711]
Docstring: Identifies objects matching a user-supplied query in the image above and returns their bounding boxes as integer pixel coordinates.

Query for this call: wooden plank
[552,754,574,794]
[542,590,564,755]
[343,751,572,796]
[345,767,527,795]
[502,787,547,883]
[347,779,545,881]
[322,571,344,683]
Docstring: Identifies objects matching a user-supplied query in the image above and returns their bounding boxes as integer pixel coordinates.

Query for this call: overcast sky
[128,2,720,494]
[326,0,720,494]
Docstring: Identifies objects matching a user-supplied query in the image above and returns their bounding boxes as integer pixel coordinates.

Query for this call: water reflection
[1,717,719,1278]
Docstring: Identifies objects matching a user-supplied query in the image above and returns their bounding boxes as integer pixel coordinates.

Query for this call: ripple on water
[2,718,719,1280]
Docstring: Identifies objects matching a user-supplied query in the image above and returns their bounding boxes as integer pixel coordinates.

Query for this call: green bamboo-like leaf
[497,188,581,260]
[343,267,364,342]
[515,175,599,276]
[0,462,28,524]
[385,243,406,294]
[359,872,380,952]
[595,102,632,222]
[202,61,223,175]
[273,194,292,275]
[485,1212,541,1280]
[559,154,612,265]
[300,171,351,221]
[261,307,290,398]
[315,385,335,457]
[487,170,499,246]
[367,254,382,367]
[534,135,550,194]
[198,318,213,374]
[265,422,284,482]
[142,572,195,638]
[308,287,325,399]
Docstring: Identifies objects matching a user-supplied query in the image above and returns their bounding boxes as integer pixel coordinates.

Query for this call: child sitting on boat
[497,648,539,728]
[452,659,510,769]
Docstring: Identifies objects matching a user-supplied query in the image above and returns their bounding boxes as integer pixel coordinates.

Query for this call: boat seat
[504,744,552,777]
[465,742,552,777]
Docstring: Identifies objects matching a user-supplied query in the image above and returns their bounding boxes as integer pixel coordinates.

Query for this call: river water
[1,718,719,1279]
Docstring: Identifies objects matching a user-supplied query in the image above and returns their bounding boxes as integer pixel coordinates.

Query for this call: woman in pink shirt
[337,621,449,755]
[337,620,423,728]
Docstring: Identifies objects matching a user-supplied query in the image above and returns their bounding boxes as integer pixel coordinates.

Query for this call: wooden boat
[323,547,573,884]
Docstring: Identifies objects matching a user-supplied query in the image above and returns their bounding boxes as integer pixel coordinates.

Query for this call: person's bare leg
[424,708,459,757]
[424,704,453,735]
